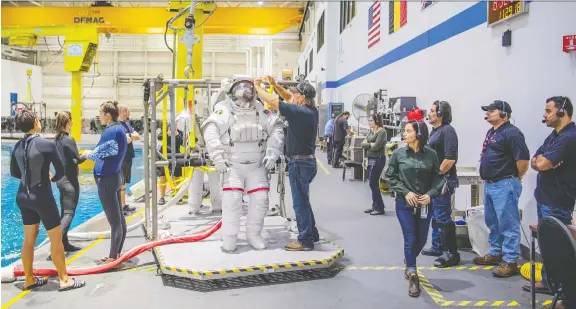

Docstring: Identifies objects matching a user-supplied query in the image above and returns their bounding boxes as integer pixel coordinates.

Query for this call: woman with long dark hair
[85,101,128,264]
[384,118,445,297]
[362,114,387,215]
[52,111,86,255]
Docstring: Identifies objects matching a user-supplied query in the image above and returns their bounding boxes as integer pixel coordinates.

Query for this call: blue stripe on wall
[324,1,487,89]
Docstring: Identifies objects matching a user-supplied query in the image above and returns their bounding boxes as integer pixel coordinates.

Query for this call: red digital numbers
[492,1,510,11]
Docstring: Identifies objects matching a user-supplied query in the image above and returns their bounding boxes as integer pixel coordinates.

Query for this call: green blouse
[361,129,387,157]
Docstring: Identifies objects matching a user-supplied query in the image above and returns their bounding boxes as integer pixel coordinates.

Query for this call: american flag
[368,1,381,49]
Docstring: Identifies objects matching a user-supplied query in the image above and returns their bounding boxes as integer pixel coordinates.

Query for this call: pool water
[1,142,144,267]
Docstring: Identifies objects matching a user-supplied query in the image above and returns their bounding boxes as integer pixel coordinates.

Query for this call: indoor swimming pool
[1,142,144,267]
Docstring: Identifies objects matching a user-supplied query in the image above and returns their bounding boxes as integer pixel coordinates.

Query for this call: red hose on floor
[13,220,222,278]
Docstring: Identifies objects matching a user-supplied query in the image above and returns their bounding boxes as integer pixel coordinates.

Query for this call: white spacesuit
[202,75,285,252]
[187,106,223,215]
[172,109,223,215]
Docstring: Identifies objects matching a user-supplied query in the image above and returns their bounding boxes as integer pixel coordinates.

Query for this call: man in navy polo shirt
[522,96,576,294]
[421,100,461,268]
[255,77,320,251]
[474,100,530,278]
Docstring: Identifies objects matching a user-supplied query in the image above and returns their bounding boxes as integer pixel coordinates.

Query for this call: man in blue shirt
[332,112,352,167]
[256,77,320,251]
[118,105,140,213]
[324,115,335,165]
[474,100,529,278]
[522,96,576,295]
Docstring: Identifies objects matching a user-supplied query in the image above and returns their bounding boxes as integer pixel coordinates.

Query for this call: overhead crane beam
[1,6,303,35]
[1,5,302,141]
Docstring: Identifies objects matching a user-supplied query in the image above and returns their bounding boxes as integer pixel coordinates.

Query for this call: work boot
[492,262,518,278]
[403,259,409,280]
[473,253,503,265]
[434,252,460,268]
[521,282,553,295]
[408,273,421,297]
[284,241,313,251]
[421,247,442,257]
[434,223,460,268]
[123,205,136,212]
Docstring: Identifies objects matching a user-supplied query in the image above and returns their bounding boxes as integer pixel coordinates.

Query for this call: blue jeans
[537,202,574,288]
[288,158,319,248]
[396,198,433,273]
[430,191,454,251]
[484,177,522,264]
[367,156,386,211]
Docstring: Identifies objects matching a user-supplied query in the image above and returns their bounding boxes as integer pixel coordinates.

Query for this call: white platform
[152,205,344,280]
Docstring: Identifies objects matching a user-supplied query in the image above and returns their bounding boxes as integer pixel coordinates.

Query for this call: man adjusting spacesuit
[202,75,284,252]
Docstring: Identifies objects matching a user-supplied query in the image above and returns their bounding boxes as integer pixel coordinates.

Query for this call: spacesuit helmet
[228,75,256,109]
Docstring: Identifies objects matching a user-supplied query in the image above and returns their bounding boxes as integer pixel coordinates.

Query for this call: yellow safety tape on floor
[316,158,330,175]
[417,271,447,304]
[115,265,557,308]
[159,247,344,278]
[2,209,143,309]
[156,236,344,278]
[344,265,496,271]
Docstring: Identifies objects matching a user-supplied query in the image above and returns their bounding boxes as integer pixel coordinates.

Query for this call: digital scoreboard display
[487,1,529,26]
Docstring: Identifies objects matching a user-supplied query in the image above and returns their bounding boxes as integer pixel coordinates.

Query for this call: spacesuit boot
[220,168,245,252]
[243,166,271,250]
[188,168,205,215]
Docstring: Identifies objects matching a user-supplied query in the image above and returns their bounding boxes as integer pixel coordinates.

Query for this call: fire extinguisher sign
[563,35,576,53]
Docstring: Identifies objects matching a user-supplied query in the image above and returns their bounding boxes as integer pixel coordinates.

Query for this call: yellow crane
[1,3,302,141]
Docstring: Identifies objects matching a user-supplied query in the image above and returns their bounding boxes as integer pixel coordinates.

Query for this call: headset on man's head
[557,97,567,117]
[434,100,448,118]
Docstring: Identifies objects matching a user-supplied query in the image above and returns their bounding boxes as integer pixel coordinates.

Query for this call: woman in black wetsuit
[53,111,87,252]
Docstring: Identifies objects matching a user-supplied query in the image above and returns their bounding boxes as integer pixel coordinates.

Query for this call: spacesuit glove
[214,160,229,173]
[262,149,279,170]
[211,154,229,173]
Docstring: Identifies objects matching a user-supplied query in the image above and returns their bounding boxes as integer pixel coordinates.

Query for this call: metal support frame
[143,76,301,241]
[138,75,347,283]
[143,79,151,236]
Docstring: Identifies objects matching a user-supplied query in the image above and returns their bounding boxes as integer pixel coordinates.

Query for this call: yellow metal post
[63,29,99,141]
[174,6,206,149]
[175,8,204,114]
[71,71,83,141]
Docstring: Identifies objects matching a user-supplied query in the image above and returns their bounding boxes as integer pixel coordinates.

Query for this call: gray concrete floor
[1,154,554,309]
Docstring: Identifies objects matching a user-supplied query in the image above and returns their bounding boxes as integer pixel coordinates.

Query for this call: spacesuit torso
[203,99,283,168]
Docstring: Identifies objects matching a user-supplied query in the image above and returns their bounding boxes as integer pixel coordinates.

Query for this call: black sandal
[58,278,86,292]
[23,277,48,290]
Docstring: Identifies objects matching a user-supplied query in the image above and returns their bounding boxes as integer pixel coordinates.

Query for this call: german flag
[388,0,407,34]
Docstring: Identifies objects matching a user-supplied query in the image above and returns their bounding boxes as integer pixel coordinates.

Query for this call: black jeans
[332,140,344,166]
[95,173,127,258]
[367,156,386,211]
[325,136,333,164]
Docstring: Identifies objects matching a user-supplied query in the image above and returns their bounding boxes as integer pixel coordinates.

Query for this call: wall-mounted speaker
[502,29,512,47]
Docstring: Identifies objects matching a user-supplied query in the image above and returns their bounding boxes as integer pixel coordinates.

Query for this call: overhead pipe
[297,1,311,41]
[256,46,261,76]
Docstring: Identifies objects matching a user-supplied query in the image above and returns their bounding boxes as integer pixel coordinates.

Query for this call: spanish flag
[388,0,407,34]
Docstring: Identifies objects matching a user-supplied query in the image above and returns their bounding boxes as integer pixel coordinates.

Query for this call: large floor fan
[352,93,377,130]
